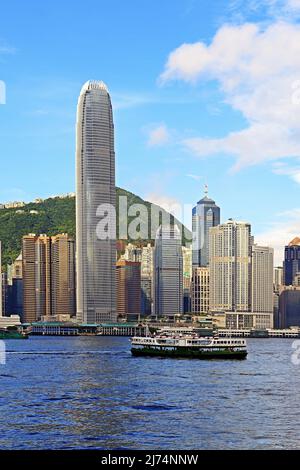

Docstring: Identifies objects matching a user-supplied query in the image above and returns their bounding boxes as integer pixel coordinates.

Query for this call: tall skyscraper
[22,234,38,323]
[51,234,76,317]
[154,225,183,316]
[35,235,52,320]
[192,186,220,267]
[141,243,154,316]
[22,234,76,322]
[209,220,252,312]
[76,80,116,324]
[283,237,300,286]
[116,260,141,316]
[251,245,274,313]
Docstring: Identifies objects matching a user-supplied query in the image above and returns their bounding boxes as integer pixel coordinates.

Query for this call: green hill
[0,188,191,267]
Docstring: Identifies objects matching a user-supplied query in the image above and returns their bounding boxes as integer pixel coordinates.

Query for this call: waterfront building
[116,260,141,316]
[22,234,39,322]
[283,237,300,285]
[251,245,274,313]
[278,286,300,328]
[225,311,274,329]
[35,234,52,319]
[192,186,220,267]
[22,233,76,322]
[154,225,183,316]
[191,267,209,314]
[51,234,76,317]
[76,80,116,324]
[209,219,252,312]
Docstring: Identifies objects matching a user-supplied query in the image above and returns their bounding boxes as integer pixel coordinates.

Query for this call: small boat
[0,328,28,340]
[130,333,247,359]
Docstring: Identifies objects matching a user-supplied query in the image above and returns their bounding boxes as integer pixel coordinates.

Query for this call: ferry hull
[131,347,247,360]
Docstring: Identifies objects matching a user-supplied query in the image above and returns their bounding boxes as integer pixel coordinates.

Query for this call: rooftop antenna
[204,183,208,196]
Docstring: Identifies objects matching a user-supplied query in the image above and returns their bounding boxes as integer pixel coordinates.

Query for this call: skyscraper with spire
[76,81,116,323]
[192,185,220,267]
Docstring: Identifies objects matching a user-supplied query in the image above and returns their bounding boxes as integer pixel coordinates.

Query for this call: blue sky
[1,0,300,262]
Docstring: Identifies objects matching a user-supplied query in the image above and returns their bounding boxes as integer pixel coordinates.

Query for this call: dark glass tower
[284,238,300,286]
[192,187,220,267]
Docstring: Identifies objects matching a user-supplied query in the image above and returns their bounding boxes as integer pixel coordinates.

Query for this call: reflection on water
[0,336,299,449]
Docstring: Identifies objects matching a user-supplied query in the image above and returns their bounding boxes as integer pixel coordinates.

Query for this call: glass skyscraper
[154,225,183,316]
[76,81,116,324]
[192,188,220,267]
[283,237,300,286]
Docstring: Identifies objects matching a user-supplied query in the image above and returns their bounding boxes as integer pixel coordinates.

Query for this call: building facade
[283,237,300,286]
[140,243,154,316]
[192,189,220,267]
[251,245,274,313]
[279,286,300,328]
[51,234,76,317]
[191,267,209,314]
[22,234,76,322]
[154,225,183,316]
[209,220,252,312]
[76,80,116,324]
[116,260,141,315]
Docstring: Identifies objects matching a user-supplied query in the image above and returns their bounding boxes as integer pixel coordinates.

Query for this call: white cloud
[147,124,170,147]
[256,208,300,264]
[272,162,300,183]
[0,43,16,55]
[160,21,300,174]
[186,173,203,181]
[145,192,181,212]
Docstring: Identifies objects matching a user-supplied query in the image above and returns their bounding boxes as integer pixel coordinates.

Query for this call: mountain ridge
[0,187,191,267]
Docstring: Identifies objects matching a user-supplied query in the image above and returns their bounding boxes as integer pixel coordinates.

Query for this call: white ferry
[130,334,247,359]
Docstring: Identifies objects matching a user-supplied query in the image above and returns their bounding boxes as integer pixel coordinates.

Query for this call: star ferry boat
[130,333,247,359]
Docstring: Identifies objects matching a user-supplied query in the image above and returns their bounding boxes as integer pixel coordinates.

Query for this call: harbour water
[0,336,299,450]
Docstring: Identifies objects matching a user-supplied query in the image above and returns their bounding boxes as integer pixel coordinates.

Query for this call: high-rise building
[274,266,283,291]
[192,187,220,267]
[154,225,183,316]
[191,267,209,314]
[22,234,76,322]
[116,260,141,315]
[283,237,300,286]
[141,244,154,278]
[22,234,38,323]
[182,245,192,313]
[141,244,154,316]
[279,286,300,328]
[51,234,76,317]
[35,235,52,319]
[76,80,116,324]
[251,245,274,313]
[209,220,252,312]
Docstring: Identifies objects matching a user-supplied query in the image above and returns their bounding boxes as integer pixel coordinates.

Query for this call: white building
[154,225,183,316]
[251,245,273,313]
[76,81,116,323]
[209,219,252,312]
[191,267,209,314]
